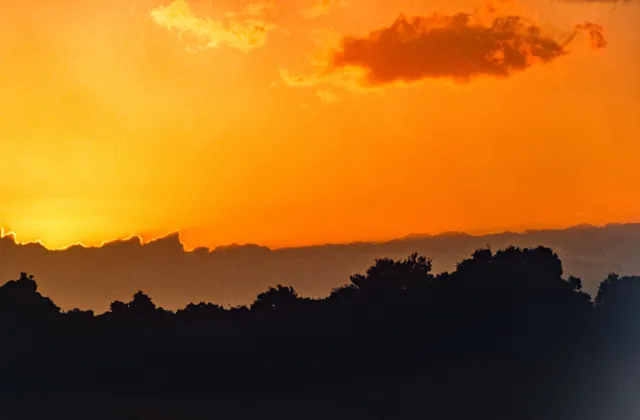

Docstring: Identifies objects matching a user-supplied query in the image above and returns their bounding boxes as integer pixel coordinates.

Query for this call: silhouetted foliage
[595,273,640,308]
[176,302,225,320]
[251,285,299,314]
[0,272,60,322]
[0,247,636,420]
[65,308,95,320]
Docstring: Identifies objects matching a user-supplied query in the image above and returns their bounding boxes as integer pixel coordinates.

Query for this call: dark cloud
[317,13,606,86]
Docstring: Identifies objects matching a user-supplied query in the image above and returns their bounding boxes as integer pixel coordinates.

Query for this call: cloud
[241,2,275,17]
[225,2,275,18]
[316,89,341,104]
[281,12,607,88]
[150,0,278,53]
[571,23,607,49]
[302,0,350,18]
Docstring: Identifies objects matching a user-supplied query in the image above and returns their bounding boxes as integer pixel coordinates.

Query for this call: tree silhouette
[348,252,434,301]
[0,272,60,321]
[0,245,636,420]
[66,308,95,321]
[177,302,225,320]
[567,275,583,291]
[128,291,157,316]
[594,273,640,308]
[106,291,163,320]
[109,300,127,315]
[250,285,300,315]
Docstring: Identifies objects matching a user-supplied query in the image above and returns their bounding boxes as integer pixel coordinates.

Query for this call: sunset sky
[0,0,638,250]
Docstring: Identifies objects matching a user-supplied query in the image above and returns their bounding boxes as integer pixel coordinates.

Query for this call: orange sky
[0,0,639,250]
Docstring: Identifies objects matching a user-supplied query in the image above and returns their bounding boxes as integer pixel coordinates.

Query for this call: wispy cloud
[316,89,341,104]
[570,22,607,49]
[151,0,278,53]
[302,0,349,18]
[225,2,276,18]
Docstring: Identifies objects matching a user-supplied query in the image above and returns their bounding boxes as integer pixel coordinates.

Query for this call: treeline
[0,246,639,420]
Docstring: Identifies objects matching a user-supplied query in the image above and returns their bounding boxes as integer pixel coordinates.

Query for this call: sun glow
[0,0,638,250]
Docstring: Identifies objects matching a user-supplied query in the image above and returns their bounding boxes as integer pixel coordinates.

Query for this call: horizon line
[1,221,639,253]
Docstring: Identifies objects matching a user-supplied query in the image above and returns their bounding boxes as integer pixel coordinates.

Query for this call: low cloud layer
[282,12,607,87]
[151,0,277,52]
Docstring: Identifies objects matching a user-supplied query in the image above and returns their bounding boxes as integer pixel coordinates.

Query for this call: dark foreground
[1,247,639,420]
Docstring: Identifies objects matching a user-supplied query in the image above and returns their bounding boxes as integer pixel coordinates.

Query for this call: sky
[0,0,639,250]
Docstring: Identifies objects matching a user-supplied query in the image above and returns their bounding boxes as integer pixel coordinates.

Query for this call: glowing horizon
[3,219,640,253]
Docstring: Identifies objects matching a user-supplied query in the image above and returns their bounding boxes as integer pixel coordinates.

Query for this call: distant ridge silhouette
[1,223,639,311]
